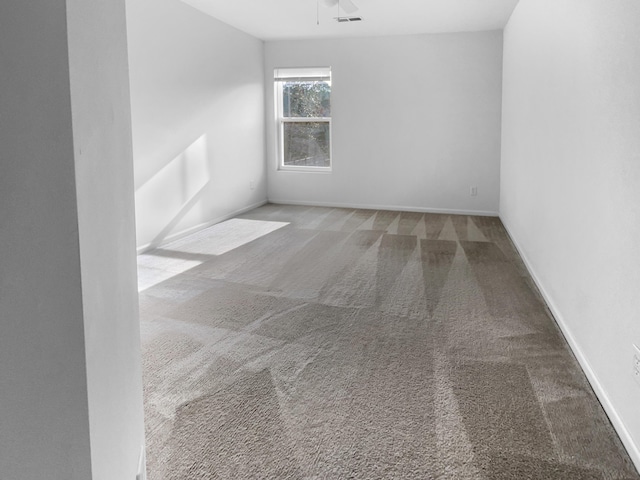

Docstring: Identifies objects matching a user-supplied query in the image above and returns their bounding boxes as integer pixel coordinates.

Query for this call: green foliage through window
[282,81,331,118]
[278,73,332,169]
[283,122,330,168]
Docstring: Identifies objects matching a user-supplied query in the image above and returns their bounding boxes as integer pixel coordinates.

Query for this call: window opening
[275,67,332,171]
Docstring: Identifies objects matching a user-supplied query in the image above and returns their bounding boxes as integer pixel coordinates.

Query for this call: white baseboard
[500,218,640,472]
[267,198,499,217]
[136,200,268,255]
[136,444,146,480]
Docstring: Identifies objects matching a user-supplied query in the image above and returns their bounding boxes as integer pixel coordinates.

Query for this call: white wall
[67,0,146,478]
[0,1,145,479]
[265,32,503,215]
[127,0,267,251]
[0,2,92,478]
[501,0,640,468]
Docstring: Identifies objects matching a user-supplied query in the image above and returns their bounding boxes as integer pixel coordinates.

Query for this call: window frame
[274,67,332,173]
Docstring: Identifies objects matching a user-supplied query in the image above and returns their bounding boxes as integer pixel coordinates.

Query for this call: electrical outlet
[470,186,478,196]
[249,181,255,190]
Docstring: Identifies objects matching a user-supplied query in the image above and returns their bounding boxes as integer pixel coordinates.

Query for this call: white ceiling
[180,0,520,40]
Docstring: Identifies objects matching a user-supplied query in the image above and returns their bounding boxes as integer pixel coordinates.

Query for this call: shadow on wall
[135,134,210,250]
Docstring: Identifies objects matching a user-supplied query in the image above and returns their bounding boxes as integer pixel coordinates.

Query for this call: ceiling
[180,0,521,41]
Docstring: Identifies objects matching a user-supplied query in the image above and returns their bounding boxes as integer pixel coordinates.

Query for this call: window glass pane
[282,81,331,118]
[283,122,330,167]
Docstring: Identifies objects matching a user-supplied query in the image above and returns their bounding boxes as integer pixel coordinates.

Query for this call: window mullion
[282,117,330,123]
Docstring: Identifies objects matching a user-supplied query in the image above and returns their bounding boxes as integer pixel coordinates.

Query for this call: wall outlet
[249,180,255,190]
[634,345,640,387]
[470,186,478,196]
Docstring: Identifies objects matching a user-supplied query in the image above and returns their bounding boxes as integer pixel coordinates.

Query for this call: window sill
[278,166,332,173]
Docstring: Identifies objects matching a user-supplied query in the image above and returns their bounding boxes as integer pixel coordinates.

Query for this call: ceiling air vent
[335,16,363,22]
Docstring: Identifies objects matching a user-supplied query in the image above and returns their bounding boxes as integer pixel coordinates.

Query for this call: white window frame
[274,67,332,172]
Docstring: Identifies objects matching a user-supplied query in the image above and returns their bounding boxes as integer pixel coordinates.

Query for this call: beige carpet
[138,204,639,479]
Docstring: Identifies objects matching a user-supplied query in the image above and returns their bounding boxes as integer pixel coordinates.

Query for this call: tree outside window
[275,68,332,170]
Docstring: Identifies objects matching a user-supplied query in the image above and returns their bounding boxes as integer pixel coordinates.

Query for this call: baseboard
[267,198,499,217]
[500,218,640,472]
[136,444,146,480]
[136,200,268,255]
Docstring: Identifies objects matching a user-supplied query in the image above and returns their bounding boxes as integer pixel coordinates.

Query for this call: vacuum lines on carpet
[138,204,639,480]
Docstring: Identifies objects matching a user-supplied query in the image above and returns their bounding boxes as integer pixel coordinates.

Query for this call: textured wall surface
[127,0,267,250]
[501,0,640,468]
[68,0,146,478]
[265,32,503,215]
[0,2,92,478]
[0,0,145,478]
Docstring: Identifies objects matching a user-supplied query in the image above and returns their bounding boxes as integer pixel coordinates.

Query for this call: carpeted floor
[138,204,639,480]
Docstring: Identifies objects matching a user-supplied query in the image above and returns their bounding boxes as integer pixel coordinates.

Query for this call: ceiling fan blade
[322,0,339,7]
[339,0,359,14]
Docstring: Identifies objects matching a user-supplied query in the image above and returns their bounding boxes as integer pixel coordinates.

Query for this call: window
[275,67,332,171]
